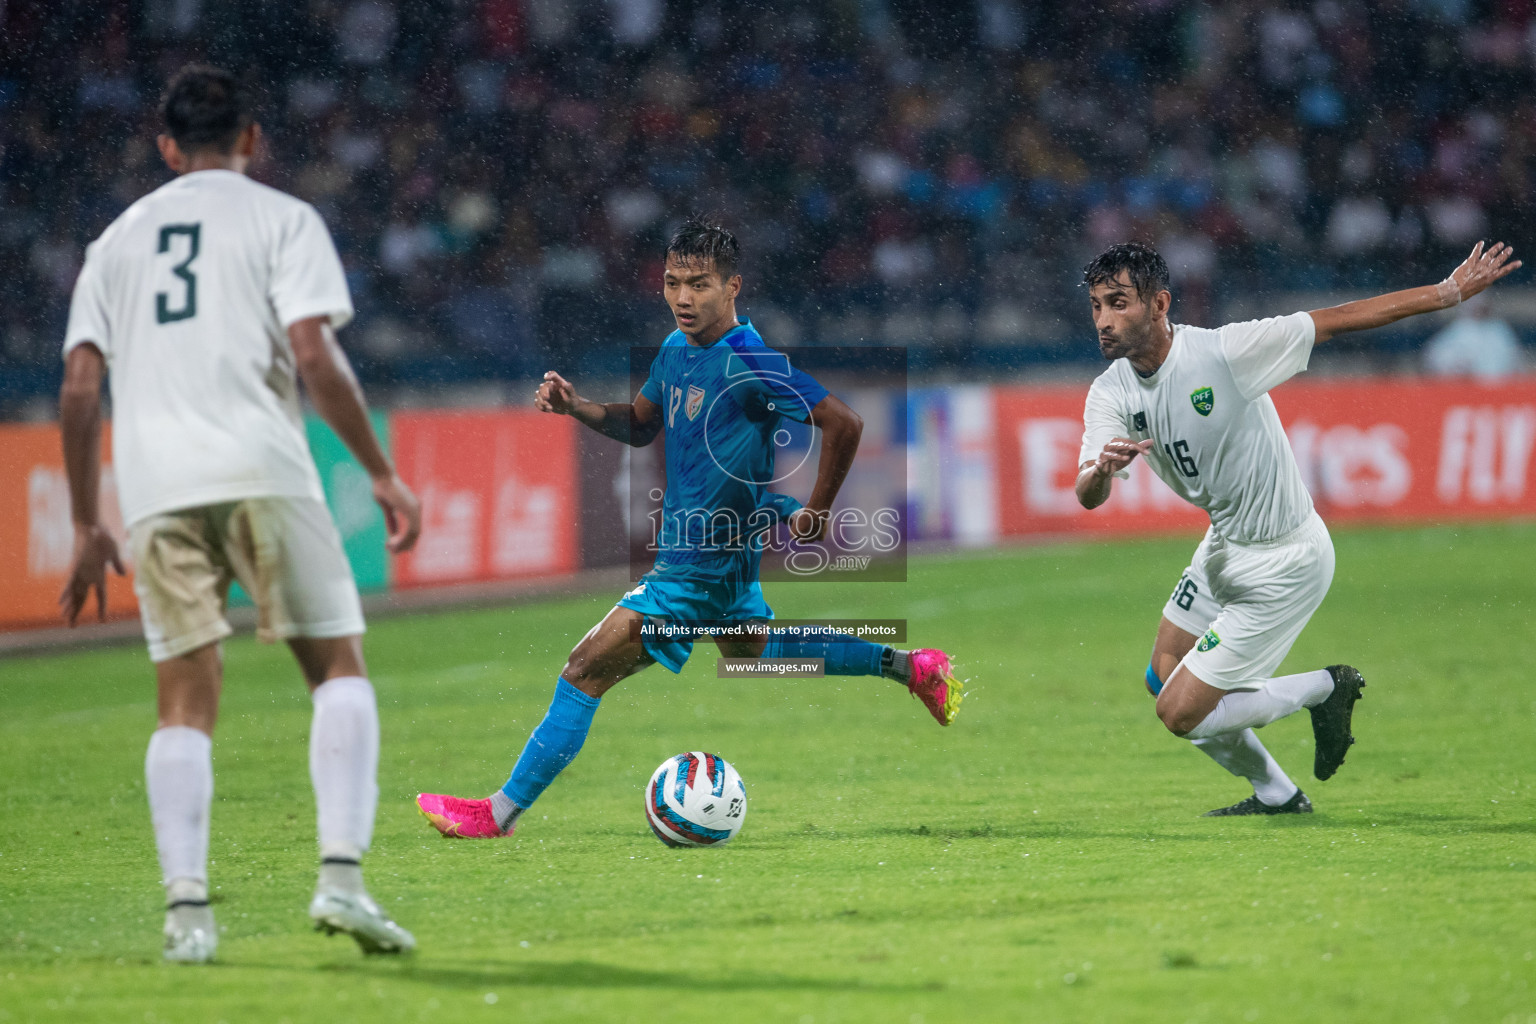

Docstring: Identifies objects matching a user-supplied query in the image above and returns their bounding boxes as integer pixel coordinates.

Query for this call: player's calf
[758,630,965,725]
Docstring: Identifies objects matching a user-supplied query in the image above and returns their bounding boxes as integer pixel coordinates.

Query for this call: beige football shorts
[1161,511,1335,691]
[129,496,365,663]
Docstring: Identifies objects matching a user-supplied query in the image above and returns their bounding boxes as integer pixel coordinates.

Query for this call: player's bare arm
[289,315,421,553]
[57,342,125,624]
[1075,438,1155,510]
[1309,241,1521,343]
[791,393,863,542]
[534,369,662,447]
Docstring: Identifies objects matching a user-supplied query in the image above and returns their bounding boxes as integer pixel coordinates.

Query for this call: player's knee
[560,655,591,688]
[1155,698,1201,737]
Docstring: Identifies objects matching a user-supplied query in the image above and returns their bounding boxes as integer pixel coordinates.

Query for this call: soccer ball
[645,752,747,847]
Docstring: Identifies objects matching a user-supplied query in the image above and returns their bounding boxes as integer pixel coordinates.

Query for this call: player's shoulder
[658,329,688,348]
[1087,358,1134,394]
[720,320,767,351]
[86,177,182,256]
[1213,311,1313,340]
[96,173,312,243]
[1173,321,1224,348]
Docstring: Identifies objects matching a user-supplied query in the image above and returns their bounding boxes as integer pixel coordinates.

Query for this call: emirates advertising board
[1,378,1533,631]
[986,378,1536,539]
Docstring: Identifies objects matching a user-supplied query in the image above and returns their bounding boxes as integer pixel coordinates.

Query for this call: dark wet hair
[160,65,252,153]
[666,214,740,279]
[1082,242,1170,300]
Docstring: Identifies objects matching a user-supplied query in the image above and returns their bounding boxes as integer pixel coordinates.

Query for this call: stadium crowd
[1,0,1532,403]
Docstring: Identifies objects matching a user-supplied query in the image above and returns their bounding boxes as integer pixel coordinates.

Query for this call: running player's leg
[288,635,412,953]
[759,630,963,725]
[419,605,653,839]
[1155,519,1363,781]
[723,584,962,725]
[494,606,651,822]
[132,508,232,963]
[1148,616,1303,812]
[230,497,411,952]
[149,645,222,962]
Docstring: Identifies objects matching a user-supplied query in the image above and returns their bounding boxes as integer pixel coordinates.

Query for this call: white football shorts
[130,496,365,662]
[1161,511,1334,691]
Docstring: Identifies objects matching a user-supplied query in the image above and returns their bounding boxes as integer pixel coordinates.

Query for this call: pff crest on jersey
[685,385,706,421]
[1190,386,1215,416]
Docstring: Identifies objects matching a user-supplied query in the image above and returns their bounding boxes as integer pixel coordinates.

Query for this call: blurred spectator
[1423,297,1525,379]
[0,0,1532,408]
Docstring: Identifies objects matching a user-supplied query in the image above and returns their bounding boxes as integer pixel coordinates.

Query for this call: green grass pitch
[2,522,1535,1023]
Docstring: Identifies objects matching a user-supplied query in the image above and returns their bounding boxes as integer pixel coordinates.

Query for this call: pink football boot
[907,649,964,726]
[416,793,512,839]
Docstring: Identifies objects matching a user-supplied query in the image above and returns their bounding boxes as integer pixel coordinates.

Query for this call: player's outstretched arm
[57,343,125,624]
[534,370,661,447]
[790,394,863,542]
[1075,438,1155,510]
[1309,241,1521,344]
[289,316,421,554]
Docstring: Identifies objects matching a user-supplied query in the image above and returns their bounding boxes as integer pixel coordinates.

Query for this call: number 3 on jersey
[156,223,201,324]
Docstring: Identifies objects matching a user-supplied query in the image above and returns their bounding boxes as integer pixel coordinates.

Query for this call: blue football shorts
[616,572,774,673]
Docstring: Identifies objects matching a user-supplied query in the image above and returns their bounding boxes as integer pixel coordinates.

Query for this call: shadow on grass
[1256,811,1536,835]
[794,812,1536,845]
[311,958,936,994]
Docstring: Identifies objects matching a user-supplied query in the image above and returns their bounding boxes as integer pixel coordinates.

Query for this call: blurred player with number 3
[58,66,421,961]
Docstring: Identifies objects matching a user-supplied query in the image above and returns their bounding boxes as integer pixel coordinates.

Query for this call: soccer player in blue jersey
[416,217,963,839]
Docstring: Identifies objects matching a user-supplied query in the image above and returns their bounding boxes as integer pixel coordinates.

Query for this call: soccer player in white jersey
[58,66,423,961]
[1076,241,1519,816]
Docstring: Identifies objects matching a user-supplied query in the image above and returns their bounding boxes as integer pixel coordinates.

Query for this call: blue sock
[762,630,886,676]
[499,678,600,810]
[1145,663,1164,696]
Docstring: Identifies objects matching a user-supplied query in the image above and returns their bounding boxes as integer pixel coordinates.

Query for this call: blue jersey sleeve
[725,347,829,423]
[640,350,664,405]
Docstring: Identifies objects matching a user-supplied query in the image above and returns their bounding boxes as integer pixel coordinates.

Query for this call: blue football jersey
[639,319,829,581]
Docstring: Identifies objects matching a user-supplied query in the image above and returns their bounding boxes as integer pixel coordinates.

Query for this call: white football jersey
[64,170,353,527]
[1078,313,1317,544]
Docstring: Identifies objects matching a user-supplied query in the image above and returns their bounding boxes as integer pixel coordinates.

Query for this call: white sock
[318,859,366,895]
[489,790,524,832]
[1184,669,1334,740]
[309,675,379,862]
[145,726,213,894]
[1191,728,1299,806]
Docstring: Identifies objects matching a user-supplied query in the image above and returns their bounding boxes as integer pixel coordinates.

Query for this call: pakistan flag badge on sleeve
[1190,386,1214,416]
[1197,629,1220,652]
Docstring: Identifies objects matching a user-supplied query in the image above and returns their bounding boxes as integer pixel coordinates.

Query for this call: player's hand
[535,371,579,415]
[1445,241,1522,304]
[1092,437,1154,478]
[373,473,422,554]
[789,507,829,543]
[58,523,125,626]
